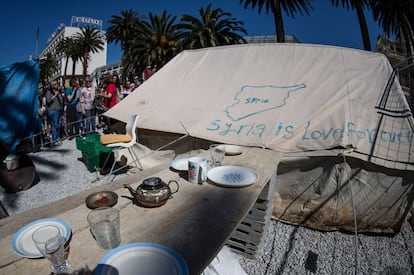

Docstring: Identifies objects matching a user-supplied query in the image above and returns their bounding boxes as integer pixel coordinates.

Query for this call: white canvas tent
[105,44,414,233]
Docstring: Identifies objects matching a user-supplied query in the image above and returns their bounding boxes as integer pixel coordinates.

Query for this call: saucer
[219,145,244,156]
[170,157,189,172]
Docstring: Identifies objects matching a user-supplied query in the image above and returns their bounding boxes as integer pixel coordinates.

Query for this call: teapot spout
[123,184,137,196]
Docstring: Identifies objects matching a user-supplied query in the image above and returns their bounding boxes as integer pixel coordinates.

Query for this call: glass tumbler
[209,144,225,167]
[87,207,121,249]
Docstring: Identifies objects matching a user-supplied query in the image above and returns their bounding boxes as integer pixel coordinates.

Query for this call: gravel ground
[239,219,414,274]
[0,136,130,216]
[1,137,413,275]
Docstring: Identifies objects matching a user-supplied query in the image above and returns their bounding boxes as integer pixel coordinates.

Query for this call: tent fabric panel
[272,156,414,233]
[105,44,413,169]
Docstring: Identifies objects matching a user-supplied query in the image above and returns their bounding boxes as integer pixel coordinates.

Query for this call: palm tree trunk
[64,58,68,78]
[72,58,76,76]
[83,55,88,78]
[272,0,285,43]
[355,5,371,51]
[64,58,69,83]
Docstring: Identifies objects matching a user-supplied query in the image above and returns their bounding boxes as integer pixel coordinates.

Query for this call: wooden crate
[226,172,277,258]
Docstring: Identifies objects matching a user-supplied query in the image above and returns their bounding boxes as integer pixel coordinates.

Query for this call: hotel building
[40,16,107,86]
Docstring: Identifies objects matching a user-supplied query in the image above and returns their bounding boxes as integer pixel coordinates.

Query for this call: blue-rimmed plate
[96,242,189,275]
[207,165,259,187]
[11,218,71,258]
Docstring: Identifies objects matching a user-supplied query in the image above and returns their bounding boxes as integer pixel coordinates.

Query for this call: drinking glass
[210,144,225,167]
[87,207,121,249]
[32,225,70,274]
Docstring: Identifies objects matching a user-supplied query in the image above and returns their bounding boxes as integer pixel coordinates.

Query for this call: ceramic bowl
[85,191,118,209]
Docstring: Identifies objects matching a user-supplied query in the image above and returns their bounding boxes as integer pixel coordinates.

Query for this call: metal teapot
[124,177,179,207]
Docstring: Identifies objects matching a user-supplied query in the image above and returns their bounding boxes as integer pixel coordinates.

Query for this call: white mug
[188,157,208,184]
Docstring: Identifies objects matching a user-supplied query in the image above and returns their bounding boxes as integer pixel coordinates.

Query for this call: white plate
[170,157,189,172]
[207,166,259,187]
[12,218,71,258]
[96,242,189,275]
[219,145,244,156]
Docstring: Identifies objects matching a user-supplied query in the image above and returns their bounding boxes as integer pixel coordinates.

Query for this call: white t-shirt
[80,86,95,110]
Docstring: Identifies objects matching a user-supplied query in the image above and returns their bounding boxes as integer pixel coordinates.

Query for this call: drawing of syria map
[225,84,306,122]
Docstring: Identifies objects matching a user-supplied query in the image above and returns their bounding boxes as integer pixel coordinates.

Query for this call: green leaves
[107,5,248,76]
[178,4,247,50]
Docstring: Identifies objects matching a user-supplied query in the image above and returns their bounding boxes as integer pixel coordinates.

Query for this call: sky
[0,0,385,68]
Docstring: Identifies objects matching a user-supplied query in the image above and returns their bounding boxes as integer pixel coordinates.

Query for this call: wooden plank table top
[0,147,280,275]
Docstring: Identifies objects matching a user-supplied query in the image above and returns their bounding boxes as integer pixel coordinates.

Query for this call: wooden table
[0,147,280,275]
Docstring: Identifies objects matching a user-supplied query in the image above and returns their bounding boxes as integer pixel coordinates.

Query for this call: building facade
[244,35,300,44]
[40,17,107,86]
[90,61,122,88]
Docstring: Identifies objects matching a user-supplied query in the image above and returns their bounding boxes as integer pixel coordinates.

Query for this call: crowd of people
[37,72,144,147]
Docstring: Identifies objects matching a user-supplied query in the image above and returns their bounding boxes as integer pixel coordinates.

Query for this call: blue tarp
[0,60,40,153]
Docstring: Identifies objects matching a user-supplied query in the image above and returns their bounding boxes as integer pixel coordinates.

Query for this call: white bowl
[4,154,19,171]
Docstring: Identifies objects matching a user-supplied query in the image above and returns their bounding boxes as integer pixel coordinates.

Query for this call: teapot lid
[141,177,164,190]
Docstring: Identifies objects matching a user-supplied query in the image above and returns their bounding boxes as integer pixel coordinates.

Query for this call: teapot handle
[167,180,179,194]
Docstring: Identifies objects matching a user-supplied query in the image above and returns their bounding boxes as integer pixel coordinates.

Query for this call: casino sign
[71,16,103,30]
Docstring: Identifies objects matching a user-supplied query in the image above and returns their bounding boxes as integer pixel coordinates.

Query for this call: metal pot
[124,177,179,207]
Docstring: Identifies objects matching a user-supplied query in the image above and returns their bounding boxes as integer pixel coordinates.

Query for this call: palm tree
[55,37,76,80]
[239,0,313,42]
[73,27,105,77]
[39,52,58,88]
[178,4,247,49]
[370,0,414,57]
[106,10,144,52]
[70,50,82,77]
[56,36,82,77]
[331,0,371,51]
[123,11,182,73]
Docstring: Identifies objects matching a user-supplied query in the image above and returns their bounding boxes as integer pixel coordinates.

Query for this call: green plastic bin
[76,133,101,153]
[76,134,113,172]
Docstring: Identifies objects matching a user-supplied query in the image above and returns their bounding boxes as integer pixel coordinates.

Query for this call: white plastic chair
[101,114,143,176]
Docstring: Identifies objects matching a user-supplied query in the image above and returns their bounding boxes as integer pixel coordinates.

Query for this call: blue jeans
[48,109,62,143]
[77,112,84,134]
[84,109,96,133]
